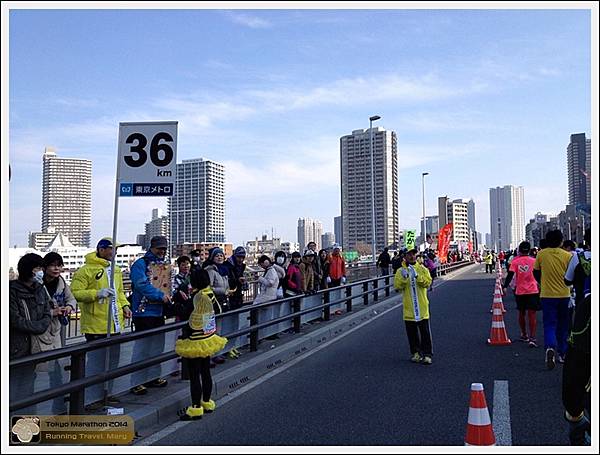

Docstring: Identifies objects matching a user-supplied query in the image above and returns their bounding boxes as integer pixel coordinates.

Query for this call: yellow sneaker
[410,353,422,363]
[179,405,203,421]
[201,399,216,413]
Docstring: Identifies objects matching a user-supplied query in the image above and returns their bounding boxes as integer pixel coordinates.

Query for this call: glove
[97,288,115,299]
[326,277,332,284]
[401,268,409,279]
[341,277,347,285]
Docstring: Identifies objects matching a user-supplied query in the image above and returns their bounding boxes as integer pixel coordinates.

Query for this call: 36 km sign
[117,121,178,197]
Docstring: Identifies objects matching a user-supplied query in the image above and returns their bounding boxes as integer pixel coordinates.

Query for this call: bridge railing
[9,260,473,415]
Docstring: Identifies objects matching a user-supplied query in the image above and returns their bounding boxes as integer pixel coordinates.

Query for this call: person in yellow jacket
[394,248,434,365]
[70,237,132,409]
[484,251,494,274]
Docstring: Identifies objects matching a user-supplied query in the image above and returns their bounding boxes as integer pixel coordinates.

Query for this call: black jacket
[377,252,391,267]
[9,280,52,359]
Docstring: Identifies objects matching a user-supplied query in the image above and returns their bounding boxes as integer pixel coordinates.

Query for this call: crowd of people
[9,231,590,443]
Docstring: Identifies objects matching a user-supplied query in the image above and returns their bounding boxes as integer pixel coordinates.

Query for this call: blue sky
[8,7,593,248]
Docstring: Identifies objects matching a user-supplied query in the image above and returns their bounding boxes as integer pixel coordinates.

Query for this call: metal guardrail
[10,260,473,414]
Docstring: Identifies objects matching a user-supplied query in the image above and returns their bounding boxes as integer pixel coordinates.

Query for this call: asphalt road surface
[150,265,572,446]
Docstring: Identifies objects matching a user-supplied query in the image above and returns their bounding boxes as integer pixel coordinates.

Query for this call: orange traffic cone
[493,289,507,313]
[465,383,496,446]
[487,298,511,345]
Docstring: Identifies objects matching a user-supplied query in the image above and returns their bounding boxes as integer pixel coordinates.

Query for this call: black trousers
[187,357,213,405]
[562,346,590,418]
[485,264,493,273]
[404,319,433,357]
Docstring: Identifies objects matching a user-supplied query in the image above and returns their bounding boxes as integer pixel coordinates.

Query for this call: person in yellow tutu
[175,268,228,421]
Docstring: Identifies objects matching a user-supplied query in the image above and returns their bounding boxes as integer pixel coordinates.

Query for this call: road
[148,265,570,446]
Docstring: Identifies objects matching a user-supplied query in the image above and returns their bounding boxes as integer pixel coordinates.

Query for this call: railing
[10,261,473,414]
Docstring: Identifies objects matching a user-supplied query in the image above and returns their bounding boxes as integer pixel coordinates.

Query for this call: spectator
[328,246,347,287]
[175,267,227,421]
[273,251,288,298]
[129,235,172,395]
[299,250,316,294]
[392,249,405,274]
[317,249,330,290]
[172,256,192,319]
[42,252,76,346]
[71,238,131,408]
[377,247,392,276]
[253,255,283,304]
[533,230,573,369]
[424,251,438,291]
[503,242,540,347]
[189,249,203,272]
[284,252,303,297]
[306,241,322,291]
[10,253,51,410]
[42,252,77,413]
[224,247,247,311]
[203,248,232,311]
[393,248,433,364]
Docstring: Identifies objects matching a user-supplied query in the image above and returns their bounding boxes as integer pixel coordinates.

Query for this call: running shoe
[546,348,556,370]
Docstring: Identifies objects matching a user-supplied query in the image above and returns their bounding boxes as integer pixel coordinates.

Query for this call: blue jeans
[541,297,570,355]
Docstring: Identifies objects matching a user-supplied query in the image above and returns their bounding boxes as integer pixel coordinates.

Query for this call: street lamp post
[369,115,381,264]
[422,172,429,249]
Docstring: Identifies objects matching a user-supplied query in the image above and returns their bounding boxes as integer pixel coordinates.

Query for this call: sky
[6,5,595,249]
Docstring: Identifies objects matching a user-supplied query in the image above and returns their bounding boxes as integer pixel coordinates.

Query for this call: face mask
[276,257,285,265]
[33,270,45,284]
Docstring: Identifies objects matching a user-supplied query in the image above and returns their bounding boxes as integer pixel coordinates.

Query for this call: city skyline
[7,7,594,248]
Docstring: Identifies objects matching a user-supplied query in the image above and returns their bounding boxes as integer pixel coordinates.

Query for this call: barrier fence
[9,260,472,415]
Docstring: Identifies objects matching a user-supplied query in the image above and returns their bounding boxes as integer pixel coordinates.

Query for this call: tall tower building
[340,126,399,253]
[144,208,169,250]
[41,147,92,247]
[334,216,343,248]
[297,218,323,251]
[467,199,476,232]
[438,197,470,245]
[489,185,525,252]
[567,133,591,207]
[168,158,225,254]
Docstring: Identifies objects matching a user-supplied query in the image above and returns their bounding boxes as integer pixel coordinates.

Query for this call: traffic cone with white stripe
[487,296,511,345]
[465,383,496,446]
[493,287,507,313]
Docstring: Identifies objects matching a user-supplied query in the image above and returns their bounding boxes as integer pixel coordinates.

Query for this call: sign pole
[104,130,123,408]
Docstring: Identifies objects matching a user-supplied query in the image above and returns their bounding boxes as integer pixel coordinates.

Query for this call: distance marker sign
[117,121,178,197]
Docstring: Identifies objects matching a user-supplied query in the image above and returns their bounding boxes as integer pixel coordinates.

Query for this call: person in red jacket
[328,245,347,287]
[284,252,303,297]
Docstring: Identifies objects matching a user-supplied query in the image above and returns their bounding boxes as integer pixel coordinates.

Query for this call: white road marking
[493,380,512,446]
[137,265,476,445]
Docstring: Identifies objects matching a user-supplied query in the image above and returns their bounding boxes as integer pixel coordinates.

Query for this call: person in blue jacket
[129,236,172,395]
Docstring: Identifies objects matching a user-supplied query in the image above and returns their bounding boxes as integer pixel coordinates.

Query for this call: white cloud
[226,12,272,29]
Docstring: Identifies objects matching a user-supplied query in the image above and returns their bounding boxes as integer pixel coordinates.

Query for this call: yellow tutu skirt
[175,334,228,358]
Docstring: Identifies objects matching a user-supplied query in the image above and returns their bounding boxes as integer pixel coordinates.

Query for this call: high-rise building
[321,232,335,249]
[41,147,92,247]
[438,197,470,245]
[340,126,399,252]
[424,216,439,235]
[334,216,343,249]
[489,185,525,252]
[297,218,323,251]
[144,208,169,250]
[467,199,476,232]
[168,158,225,255]
[567,133,591,207]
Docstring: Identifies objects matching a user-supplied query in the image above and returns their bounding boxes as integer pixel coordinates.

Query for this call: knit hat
[234,246,246,257]
[303,248,316,257]
[208,247,225,261]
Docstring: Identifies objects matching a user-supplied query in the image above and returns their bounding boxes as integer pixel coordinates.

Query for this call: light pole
[369,115,381,264]
[422,172,429,249]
